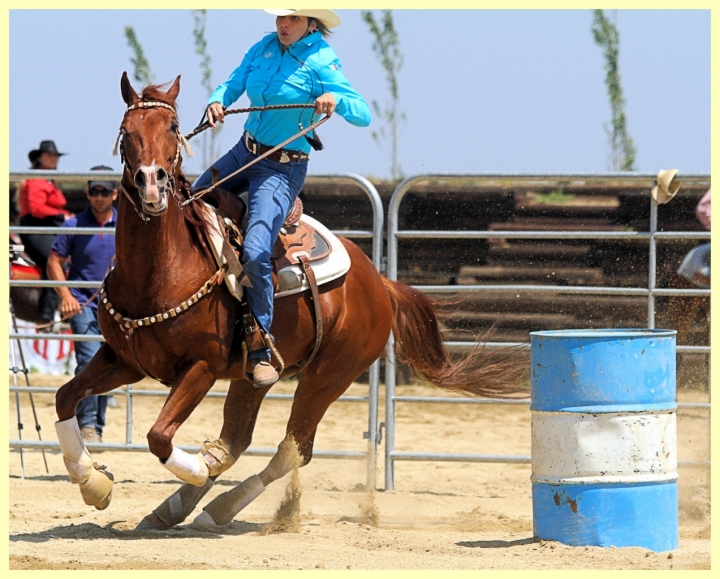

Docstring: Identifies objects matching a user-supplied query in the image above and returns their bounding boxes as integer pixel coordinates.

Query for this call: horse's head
[116,71,191,217]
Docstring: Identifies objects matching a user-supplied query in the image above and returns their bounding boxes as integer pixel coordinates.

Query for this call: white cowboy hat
[651,169,681,205]
[264,9,341,29]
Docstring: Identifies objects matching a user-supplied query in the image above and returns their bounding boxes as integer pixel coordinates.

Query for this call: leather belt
[244,133,309,164]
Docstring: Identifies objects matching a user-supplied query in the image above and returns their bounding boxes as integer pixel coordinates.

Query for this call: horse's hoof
[79,464,114,509]
[94,490,112,511]
[191,510,227,533]
[134,513,171,532]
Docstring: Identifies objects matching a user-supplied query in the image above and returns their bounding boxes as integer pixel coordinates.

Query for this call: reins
[30,287,103,333]
[29,258,116,333]
[104,97,330,381]
[181,111,330,206]
[183,103,320,141]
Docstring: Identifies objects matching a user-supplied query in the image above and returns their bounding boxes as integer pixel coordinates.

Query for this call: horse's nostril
[157,168,168,183]
[134,170,146,188]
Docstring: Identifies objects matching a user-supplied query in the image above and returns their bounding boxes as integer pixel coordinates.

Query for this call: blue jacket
[51,207,117,308]
[209,31,370,153]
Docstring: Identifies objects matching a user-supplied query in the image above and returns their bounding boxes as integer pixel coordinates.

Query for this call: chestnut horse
[54,72,525,532]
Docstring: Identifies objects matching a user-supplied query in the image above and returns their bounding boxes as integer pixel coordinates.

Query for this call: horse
[53,72,527,532]
[9,236,47,325]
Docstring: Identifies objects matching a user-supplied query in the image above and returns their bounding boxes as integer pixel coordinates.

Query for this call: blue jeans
[193,134,309,360]
[72,306,107,435]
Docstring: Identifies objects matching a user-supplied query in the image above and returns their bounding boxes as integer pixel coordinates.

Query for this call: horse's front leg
[55,344,144,510]
[146,360,219,487]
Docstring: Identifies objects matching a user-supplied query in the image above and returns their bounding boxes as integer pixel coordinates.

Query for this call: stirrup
[240,338,285,386]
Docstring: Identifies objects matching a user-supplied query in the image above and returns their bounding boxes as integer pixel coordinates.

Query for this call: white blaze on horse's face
[119,72,183,218]
[134,161,169,215]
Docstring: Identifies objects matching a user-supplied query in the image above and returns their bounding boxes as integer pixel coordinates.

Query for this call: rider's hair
[310,18,332,38]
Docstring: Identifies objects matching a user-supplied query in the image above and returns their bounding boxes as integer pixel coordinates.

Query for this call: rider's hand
[207,103,225,129]
[314,93,336,116]
[59,295,81,317]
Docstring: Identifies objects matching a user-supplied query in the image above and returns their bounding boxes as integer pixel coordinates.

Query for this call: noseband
[112,100,194,221]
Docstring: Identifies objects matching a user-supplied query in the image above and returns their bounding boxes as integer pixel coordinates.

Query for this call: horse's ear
[120,71,138,106]
[166,75,181,104]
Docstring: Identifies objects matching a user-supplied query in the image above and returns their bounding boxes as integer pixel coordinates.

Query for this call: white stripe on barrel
[532,411,677,484]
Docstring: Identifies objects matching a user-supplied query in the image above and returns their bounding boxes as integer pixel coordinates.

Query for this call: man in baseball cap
[48,165,118,443]
[88,165,117,193]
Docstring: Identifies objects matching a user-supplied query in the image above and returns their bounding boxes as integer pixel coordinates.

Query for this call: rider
[18,140,71,321]
[193,9,370,387]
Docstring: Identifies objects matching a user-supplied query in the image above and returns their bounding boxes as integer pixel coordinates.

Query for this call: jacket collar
[274,30,322,52]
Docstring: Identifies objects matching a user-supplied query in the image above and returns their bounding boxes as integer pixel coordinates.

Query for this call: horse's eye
[170,121,178,133]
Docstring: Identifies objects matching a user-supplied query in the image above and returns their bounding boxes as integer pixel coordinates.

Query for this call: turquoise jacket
[209,31,371,153]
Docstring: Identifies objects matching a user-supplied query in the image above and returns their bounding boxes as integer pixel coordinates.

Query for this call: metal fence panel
[384,173,711,490]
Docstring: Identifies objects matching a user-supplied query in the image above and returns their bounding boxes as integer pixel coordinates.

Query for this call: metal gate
[383,173,711,490]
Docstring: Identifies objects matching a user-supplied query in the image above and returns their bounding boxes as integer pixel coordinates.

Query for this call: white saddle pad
[202,204,351,299]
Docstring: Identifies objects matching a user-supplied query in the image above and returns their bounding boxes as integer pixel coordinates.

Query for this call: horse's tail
[382,278,528,399]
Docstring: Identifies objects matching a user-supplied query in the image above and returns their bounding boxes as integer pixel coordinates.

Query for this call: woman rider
[193,9,370,387]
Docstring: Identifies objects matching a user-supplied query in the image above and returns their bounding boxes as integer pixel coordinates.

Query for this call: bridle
[112,100,194,221]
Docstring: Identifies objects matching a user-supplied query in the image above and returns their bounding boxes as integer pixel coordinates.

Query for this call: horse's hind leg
[136,379,268,530]
[193,345,379,531]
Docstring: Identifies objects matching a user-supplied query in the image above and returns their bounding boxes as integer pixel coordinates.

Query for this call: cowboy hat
[264,9,341,28]
[28,140,67,163]
[651,169,681,205]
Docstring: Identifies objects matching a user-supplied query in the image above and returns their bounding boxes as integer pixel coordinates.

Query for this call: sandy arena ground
[8,374,711,570]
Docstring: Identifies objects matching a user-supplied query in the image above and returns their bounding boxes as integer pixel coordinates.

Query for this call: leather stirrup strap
[241,301,266,353]
[297,254,323,371]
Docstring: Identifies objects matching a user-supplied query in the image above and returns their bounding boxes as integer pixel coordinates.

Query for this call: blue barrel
[530,329,678,552]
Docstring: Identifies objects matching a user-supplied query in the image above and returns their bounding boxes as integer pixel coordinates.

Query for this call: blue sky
[8,8,711,180]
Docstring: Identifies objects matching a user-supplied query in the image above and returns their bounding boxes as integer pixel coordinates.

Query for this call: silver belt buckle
[245,133,257,155]
[279,151,290,164]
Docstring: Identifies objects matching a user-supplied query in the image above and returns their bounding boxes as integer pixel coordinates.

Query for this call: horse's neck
[113,191,207,287]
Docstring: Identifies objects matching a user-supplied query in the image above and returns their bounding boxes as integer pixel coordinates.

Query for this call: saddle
[10,234,42,281]
[199,190,351,378]
[202,193,333,296]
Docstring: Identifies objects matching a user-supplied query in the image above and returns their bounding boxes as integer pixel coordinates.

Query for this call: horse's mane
[175,172,215,264]
[139,83,178,108]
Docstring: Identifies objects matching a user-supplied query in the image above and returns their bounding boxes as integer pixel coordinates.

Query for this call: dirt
[8,375,711,570]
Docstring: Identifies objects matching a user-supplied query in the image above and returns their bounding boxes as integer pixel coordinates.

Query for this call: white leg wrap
[192,474,265,531]
[162,447,210,487]
[55,416,94,483]
[225,474,265,516]
[55,416,114,509]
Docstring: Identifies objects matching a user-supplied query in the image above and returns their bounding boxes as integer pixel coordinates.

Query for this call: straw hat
[264,9,341,29]
[651,169,681,205]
